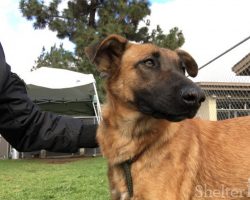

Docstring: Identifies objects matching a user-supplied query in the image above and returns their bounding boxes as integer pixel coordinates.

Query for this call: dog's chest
[107,132,201,200]
[109,155,189,200]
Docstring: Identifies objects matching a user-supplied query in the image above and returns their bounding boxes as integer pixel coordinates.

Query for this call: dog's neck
[97,95,179,165]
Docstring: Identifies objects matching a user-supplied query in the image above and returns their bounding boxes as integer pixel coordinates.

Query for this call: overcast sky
[0,0,250,83]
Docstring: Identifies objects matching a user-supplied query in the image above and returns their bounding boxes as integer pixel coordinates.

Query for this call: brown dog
[85,34,250,200]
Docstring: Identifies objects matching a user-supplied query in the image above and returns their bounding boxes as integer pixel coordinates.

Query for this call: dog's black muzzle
[134,72,205,122]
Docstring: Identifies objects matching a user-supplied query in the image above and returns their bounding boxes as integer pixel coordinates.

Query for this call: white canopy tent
[22,67,102,123]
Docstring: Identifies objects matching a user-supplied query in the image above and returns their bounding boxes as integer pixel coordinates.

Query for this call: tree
[151,26,185,50]
[32,44,76,71]
[20,0,185,99]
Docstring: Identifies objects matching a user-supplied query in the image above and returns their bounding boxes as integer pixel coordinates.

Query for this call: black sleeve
[0,43,98,153]
[0,43,9,92]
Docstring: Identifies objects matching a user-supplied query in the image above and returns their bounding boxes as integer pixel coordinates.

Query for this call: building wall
[196,96,217,121]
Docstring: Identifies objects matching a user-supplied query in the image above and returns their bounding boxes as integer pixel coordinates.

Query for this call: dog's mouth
[151,110,197,122]
[137,101,198,122]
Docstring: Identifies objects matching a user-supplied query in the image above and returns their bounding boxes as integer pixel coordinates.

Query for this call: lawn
[0,157,109,200]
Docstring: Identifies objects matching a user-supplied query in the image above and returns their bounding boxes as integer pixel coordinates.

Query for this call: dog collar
[120,159,134,198]
[119,148,148,198]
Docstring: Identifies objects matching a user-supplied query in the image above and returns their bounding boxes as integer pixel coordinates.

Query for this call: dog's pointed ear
[176,49,198,77]
[85,34,128,73]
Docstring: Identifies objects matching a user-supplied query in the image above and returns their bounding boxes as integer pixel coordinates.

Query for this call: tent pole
[92,82,102,123]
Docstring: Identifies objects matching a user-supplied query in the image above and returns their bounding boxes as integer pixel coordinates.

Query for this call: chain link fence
[196,53,250,121]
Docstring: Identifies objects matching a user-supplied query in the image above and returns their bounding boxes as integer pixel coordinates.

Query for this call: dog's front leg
[110,189,129,200]
[108,166,131,200]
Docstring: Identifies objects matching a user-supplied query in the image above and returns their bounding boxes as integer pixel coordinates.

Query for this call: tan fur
[86,35,250,200]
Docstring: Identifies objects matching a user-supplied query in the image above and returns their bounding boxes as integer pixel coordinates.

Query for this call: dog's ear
[85,34,128,73]
[176,49,198,77]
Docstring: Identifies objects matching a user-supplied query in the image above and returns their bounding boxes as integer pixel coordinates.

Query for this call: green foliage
[32,44,76,71]
[151,26,185,50]
[20,0,185,99]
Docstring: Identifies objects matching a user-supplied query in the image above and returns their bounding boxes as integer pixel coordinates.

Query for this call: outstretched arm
[0,43,98,153]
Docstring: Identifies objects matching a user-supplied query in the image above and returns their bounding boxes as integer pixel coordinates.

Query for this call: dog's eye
[143,59,155,68]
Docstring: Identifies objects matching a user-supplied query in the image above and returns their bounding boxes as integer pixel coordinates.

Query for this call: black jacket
[0,43,98,153]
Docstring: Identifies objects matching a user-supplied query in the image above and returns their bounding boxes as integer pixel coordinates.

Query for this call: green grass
[0,157,109,200]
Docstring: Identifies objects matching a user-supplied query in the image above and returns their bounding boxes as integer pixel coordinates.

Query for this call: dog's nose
[181,87,206,106]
